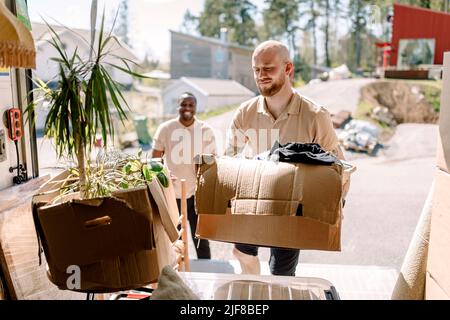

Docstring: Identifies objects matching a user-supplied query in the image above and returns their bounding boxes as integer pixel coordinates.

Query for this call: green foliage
[420,83,441,112]
[196,104,239,120]
[58,150,169,200]
[181,9,199,34]
[354,101,376,121]
[293,77,306,88]
[197,0,258,46]
[262,0,301,54]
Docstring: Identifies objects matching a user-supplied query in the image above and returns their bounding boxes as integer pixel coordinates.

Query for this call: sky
[27,0,266,64]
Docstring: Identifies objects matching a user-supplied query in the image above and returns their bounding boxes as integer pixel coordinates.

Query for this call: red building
[390,3,450,66]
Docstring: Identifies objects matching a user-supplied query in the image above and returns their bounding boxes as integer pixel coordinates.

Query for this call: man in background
[152,92,217,259]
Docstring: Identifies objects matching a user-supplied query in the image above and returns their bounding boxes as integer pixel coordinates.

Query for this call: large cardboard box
[195,156,344,251]
[32,171,179,293]
[426,168,450,299]
[425,52,450,300]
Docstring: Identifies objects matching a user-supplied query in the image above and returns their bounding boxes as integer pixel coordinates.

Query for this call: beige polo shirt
[225,90,341,158]
[153,117,216,199]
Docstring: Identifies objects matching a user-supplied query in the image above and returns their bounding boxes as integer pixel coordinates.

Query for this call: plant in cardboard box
[26,10,149,199]
[56,149,169,201]
[26,5,178,293]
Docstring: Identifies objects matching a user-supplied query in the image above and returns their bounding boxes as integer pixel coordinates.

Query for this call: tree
[348,0,371,70]
[141,51,159,72]
[398,0,445,10]
[319,0,343,67]
[420,0,431,8]
[229,1,258,46]
[321,0,332,67]
[181,9,198,34]
[262,0,301,58]
[197,0,258,46]
[115,0,130,46]
[300,0,321,66]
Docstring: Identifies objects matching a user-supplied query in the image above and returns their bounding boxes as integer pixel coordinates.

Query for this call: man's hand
[151,149,164,159]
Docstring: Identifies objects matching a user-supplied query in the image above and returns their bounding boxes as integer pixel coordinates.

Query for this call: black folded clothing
[269,141,339,165]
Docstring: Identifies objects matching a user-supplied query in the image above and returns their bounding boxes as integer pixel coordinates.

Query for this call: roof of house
[164,77,255,97]
[170,30,254,52]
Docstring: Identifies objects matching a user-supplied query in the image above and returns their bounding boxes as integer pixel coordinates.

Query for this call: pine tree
[181,9,198,34]
[197,0,258,46]
[115,0,130,46]
[262,0,301,57]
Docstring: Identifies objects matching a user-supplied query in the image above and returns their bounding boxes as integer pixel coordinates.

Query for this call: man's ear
[285,62,294,75]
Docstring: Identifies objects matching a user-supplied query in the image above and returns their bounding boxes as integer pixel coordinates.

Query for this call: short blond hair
[253,40,291,63]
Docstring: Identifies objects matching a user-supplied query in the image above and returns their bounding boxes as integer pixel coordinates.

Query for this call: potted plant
[27,9,156,198]
[27,6,178,292]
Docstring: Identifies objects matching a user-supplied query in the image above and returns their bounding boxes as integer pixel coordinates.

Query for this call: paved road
[297,78,375,115]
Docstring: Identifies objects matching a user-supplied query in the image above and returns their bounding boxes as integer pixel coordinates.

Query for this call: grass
[196,104,240,120]
[354,100,395,142]
[354,101,376,122]
[421,84,441,112]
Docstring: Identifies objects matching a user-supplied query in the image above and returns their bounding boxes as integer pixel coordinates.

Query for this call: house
[31,22,138,86]
[162,77,255,115]
[170,30,257,93]
[123,83,164,119]
[389,4,450,67]
[373,4,450,78]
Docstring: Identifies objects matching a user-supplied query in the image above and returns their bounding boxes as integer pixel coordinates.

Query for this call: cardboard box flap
[196,157,343,225]
[196,156,240,215]
[37,187,154,271]
[147,178,180,243]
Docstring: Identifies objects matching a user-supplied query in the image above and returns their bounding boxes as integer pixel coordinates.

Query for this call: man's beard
[257,75,285,97]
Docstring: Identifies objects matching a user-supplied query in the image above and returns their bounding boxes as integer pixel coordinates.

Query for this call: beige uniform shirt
[226,90,350,198]
[226,90,341,157]
[153,117,216,199]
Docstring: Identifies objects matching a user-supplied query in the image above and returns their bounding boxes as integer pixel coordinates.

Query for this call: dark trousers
[176,196,211,259]
[235,243,300,276]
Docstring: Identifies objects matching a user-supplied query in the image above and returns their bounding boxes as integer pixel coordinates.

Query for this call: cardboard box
[437,52,450,173]
[195,157,343,251]
[436,135,449,173]
[32,171,179,293]
[426,169,450,299]
[425,52,450,300]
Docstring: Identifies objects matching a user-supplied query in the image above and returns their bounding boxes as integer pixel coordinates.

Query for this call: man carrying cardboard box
[225,40,350,276]
[152,92,217,259]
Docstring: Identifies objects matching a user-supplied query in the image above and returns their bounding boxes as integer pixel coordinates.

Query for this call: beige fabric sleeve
[314,107,350,199]
[203,125,218,156]
[225,109,248,157]
[152,123,167,152]
[313,107,339,153]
